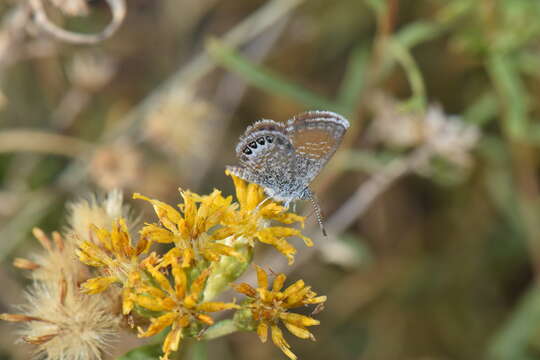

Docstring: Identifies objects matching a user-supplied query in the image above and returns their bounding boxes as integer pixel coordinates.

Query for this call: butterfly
[227,110,349,236]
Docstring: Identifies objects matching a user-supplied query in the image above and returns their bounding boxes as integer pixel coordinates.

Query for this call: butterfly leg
[302,188,327,236]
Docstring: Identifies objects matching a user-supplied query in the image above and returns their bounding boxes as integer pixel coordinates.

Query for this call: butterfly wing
[230,120,295,190]
[286,111,349,182]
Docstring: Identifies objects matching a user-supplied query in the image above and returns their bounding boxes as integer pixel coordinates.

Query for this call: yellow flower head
[134,190,243,267]
[233,265,326,360]
[133,257,238,360]
[76,218,149,313]
[217,171,313,265]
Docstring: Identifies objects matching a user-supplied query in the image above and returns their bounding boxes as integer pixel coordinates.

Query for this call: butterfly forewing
[287,111,349,182]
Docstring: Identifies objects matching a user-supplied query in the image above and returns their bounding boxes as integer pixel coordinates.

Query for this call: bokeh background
[2,0,540,359]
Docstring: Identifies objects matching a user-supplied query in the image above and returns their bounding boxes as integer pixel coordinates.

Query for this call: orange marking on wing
[291,129,336,159]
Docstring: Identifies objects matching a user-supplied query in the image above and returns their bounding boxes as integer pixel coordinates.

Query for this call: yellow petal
[246,182,264,210]
[196,302,239,312]
[145,263,174,294]
[140,224,175,244]
[257,322,268,343]
[184,269,209,308]
[81,276,118,294]
[159,247,182,268]
[279,313,320,327]
[200,248,221,262]
[137,284,167,299]
[196,313,214,325]
[181,248,194,268]
[271,325,296,360]
[190,269,210,299]
[177,314,191,328]
[90,224,113,251]
[77,241,111,267]
[226,171,247,207]
[75,247,104,267]
[254,265,268,290]
[257,288,273,303]
[285,285,312,307]
[282,280,305,298]
[256,229,296,265]
[283,321,315,340]
[133,193,183,234]
[232,283,257,297]
[180,191,197,235]
[162,325,183,355]
[171,260,187,299]
[272,273,287,292]
[138,312,177,338]
[131,294,169,312]
[111,219,130,258]
[122,288,134,315]
[304,295,327,304]
[208,243,244,261]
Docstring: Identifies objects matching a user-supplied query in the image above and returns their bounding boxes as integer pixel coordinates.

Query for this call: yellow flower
[216,171,312,264]
[133,257,238,360]
[134,190,243,267]
[76,218,149,314]
[233,265,326,360]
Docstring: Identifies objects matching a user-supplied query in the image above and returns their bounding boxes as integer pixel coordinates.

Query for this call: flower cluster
[234,265,326,360]
[368,93,479,169]
[2,171,326,360]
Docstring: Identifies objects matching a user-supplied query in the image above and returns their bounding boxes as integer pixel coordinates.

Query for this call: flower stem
[202,319,240,340]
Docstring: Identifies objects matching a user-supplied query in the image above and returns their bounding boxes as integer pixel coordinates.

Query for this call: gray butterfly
[227,111,350,236]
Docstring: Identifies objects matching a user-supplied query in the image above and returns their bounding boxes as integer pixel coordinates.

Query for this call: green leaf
[387,40,426,110]
[463,91,499,126]
[394,21,446,48]
[206,38,342,112]
[116,343,162,360]
[486,52,529,139]
[337,45,369,117]
[364,0,386,15]
[488,285,540,360]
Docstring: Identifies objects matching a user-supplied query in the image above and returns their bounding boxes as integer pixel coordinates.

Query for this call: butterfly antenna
[307,192,327,236]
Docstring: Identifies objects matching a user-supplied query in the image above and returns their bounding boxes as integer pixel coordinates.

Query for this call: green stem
[388,40,426,110]
[206,37,342,112]
[202,319,240,341]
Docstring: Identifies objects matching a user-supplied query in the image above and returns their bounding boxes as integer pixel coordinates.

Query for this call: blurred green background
[2,0,540,359]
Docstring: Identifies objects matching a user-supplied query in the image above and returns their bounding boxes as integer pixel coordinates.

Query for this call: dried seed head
[9,279,121,360]
[19,229,89,284]
[66,189,135,245]
[89,142,143,191]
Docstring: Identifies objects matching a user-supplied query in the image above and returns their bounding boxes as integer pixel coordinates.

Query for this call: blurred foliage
[2,0,540,359]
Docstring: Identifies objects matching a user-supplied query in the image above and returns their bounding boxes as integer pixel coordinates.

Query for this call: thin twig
[325,146,432,234]
[0,129,92,157]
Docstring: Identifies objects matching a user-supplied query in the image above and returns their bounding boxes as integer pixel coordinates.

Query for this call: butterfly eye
[257,137,265,145]
[243,147,253,155]
[249,141,258,149]
[265,136,273,143]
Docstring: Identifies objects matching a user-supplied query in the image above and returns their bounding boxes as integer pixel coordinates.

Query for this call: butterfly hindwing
[286,111,349,182]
